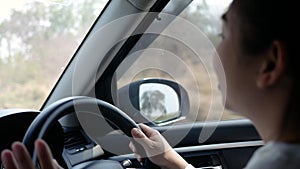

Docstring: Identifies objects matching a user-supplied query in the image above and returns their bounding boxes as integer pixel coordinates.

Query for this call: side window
[0,0,106,109]
[115,0,243,125]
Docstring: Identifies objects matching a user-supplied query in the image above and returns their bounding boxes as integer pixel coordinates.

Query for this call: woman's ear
[256,41,288,88]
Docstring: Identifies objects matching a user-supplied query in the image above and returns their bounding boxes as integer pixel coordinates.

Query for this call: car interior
[0,0,263,168]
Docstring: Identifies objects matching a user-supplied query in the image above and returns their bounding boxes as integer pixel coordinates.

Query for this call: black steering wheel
[22,96,159,169]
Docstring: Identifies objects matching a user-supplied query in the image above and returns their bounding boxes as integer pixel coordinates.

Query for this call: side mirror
[117,79,189,126]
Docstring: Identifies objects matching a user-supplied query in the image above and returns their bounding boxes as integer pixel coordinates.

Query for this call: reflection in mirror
[139,83,180,123]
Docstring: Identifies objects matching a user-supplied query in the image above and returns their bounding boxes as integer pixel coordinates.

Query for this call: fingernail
[1,150,12,161]
[138,158,143,166]
[132,128,140,134]
[35,139,42,147]
[12,142,24,152]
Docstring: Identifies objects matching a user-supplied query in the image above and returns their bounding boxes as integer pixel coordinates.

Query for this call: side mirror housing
[117,79,189,126]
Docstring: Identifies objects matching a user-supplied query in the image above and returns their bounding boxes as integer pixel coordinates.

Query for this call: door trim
[175,140,263,153]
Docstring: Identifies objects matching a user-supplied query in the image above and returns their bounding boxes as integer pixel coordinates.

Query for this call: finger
[35,139,56,169]
[139,124,159,138]
[136,154,142,164]
[11,142,35,169]
[1,150,18,169]
[130,142,143,163]
[131,128,151,147]
[132,151,142,163]
[52,159,64,169]
[129,142,137,153]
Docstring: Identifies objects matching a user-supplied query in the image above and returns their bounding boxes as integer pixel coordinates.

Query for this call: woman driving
[2,0,300,168]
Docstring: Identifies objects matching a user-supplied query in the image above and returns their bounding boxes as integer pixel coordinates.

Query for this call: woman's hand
[130,124,188,169]
[1,139,63,169]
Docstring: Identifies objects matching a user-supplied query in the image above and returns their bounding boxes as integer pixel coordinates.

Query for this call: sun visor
[127,0,157,11]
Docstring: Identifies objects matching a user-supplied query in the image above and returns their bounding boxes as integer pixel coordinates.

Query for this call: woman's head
[217,0,300,140]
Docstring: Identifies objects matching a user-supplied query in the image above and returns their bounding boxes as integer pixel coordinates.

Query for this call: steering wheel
[22,96,159,169]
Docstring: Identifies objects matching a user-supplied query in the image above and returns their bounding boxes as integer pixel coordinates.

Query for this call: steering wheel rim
[22,96,142,167]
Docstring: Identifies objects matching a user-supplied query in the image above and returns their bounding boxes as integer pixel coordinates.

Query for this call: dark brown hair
[231,0,300,139]
[231,0,297,55]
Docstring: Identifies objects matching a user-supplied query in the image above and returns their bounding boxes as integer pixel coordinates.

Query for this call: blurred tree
[0,0,103,109]
[140,90,167,120]
[181,0,223,46]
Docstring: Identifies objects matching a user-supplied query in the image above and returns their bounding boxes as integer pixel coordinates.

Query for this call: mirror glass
[139,83,180,123]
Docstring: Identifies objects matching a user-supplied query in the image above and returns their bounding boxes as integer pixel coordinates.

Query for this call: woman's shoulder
[244,141,300,169]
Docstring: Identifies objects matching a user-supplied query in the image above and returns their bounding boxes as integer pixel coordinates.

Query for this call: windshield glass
[0,0,108,110]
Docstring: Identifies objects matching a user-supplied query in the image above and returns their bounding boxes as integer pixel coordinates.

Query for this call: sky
[0,0,27,20]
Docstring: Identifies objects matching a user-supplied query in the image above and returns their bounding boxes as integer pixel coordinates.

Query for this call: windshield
[116,0,243,123]
[0,0,108,110]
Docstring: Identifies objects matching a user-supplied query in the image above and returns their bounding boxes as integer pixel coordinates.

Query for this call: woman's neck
[251,110,300,143]
[248,80,296,143]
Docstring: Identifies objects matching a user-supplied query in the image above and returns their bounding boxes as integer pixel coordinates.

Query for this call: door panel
[109,141,261,169]
[158,119,260,147]
[104,119,262,168]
